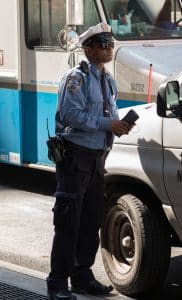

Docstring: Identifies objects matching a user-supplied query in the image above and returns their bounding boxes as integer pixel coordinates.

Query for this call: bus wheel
[101,192,171,297]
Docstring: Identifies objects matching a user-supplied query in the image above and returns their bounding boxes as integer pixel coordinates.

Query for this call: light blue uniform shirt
[56,62,119,150]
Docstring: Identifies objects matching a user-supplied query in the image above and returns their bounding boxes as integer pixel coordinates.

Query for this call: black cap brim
[83,32,113,46]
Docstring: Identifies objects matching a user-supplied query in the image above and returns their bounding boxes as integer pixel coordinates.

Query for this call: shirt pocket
[87,90,104,115]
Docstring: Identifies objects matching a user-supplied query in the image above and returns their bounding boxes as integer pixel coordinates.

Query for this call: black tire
[101,192,171,297]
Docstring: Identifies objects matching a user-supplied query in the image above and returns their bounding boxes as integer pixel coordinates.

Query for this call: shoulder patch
[66,75,82,93]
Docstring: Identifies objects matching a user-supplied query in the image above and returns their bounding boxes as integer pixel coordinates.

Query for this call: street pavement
[0,184,113,283]
[0,164,182,299]
[0,164,121,299]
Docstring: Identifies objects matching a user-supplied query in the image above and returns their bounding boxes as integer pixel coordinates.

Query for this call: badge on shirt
[67,75,82,93]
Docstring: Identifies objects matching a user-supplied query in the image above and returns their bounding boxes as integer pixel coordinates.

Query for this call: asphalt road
[0,163,182,299]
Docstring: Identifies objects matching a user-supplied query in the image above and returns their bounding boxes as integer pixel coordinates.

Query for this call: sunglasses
[97,42,114,50]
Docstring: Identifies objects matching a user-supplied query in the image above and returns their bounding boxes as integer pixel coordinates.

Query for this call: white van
[101,72,182,296]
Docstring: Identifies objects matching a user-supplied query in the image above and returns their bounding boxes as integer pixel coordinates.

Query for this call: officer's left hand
[110,120,131,136]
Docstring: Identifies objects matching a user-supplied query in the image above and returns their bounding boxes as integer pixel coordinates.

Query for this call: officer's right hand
[110,120,132,136]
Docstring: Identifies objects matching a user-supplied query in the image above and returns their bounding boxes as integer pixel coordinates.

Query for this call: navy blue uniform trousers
[47,141,106,290]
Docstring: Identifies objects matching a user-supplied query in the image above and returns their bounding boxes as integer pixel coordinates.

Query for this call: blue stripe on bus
[22,90,57,165]
[0,88,145,166]
[0,88,22,164]
[117,99,145,108]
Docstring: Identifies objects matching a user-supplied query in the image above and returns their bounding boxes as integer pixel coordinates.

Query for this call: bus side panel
[0,88,22,164]
[0,1,21,165]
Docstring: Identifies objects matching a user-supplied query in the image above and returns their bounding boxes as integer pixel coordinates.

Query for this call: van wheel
[101,192,171,297]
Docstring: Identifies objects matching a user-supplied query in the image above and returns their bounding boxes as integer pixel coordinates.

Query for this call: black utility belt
[64,140,106,155]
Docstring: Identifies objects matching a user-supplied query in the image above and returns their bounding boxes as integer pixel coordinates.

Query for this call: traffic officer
[47,22,132,300]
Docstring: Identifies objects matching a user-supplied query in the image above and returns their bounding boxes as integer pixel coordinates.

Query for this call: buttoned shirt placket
[100,70,112,150]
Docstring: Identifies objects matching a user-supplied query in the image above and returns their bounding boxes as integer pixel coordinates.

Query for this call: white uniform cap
[78,22,112,47]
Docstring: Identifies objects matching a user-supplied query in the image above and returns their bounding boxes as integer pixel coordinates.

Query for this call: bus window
[102,0,182,40]
[24,0,66,49]
[24,0,100,49]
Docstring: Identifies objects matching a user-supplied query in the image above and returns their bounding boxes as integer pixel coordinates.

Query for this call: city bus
[0,0,182,169]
